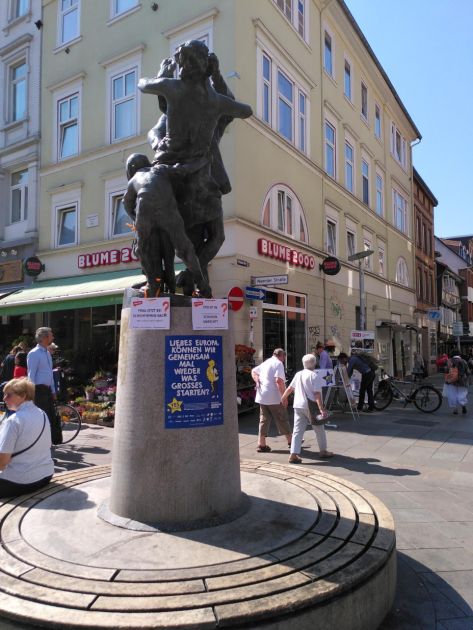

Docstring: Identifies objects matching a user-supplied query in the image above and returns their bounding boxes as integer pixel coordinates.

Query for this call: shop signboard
[350,330,375,353]
[23,256,44,277]
[320,256,341,276]
[130,297,170,329]
[0,260,23,284]
[192,298,228,329]
[165,335,223,428]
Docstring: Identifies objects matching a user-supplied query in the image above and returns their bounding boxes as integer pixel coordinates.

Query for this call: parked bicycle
[0,400,81,444]
[373,373,442,413]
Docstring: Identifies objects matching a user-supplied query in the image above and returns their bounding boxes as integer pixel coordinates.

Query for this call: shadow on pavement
[291,452,420,477]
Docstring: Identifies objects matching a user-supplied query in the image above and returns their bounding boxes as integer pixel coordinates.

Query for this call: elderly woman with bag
[281,354,334,464]
[0,378,54,498]
[444,354,469,415]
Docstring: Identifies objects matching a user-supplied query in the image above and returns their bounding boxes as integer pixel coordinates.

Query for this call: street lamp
[348,249,374,331]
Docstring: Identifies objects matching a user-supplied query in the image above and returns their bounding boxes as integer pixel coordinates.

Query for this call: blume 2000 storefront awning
[0,269,147,316]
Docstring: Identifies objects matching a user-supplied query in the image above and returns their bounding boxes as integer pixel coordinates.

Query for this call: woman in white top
[281,354,334,464]
[0,378,54,498]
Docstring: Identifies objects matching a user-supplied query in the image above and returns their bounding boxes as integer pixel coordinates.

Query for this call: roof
[413,167,438,206]
[337,0,422,140]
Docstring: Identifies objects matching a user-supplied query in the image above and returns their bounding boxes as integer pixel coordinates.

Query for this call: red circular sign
[228,286,244,311]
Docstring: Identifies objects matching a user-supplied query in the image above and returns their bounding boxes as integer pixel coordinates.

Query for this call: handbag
[11,412,47,459]
[445,366,459,384]
[301,375,328,425]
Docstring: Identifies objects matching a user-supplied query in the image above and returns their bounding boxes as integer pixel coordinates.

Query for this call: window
[58,94,79,159]
[258,48,308,153]
[344,59,352,100]
[326,219,337,255]
[423,269,428,301]
[422,223,427,253]
[378,247,385,276]
[362,159,369,205]
[111,194,129,236]
[59,0,79,45]
[427,228,432,257]
[375,173,384,216]
[375,103,381,138]
[324,31,333,76]
[345,141,354,192]
[416,215,421,245]
[111,68,137,141]
[363,239,372,269]
[112,0,138,17]
[417,267,422,298]
[274,0,306,38]
[56,205,77,246]
[10,61,27,122]
[277,70,294,142]
[395,257,409,287]
[346,230,356,258]
[10,170,28,223]
[325,121,336,178]
[361,81,368,120]
[261,184,308,243]
[390,122,407,168]
[262,54,271,124]
[13,0,29,18]
[393,189,408,234]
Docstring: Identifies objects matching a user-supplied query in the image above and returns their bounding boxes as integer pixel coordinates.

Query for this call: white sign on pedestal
[130,297,170,329]
[192,298,229,330]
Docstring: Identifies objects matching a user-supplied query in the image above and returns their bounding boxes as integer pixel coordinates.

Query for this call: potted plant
[85,385,96,401]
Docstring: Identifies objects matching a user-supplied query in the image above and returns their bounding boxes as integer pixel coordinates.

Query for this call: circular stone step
[0,461,396,629]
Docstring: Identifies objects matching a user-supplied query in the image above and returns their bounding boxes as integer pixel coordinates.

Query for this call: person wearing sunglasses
[0,378,54,498]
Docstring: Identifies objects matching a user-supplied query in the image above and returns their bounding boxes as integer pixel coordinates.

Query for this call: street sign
[452,321,463,336]
[251,274,288,286]
[427,309,441,321]
[227,286,244,311]
[249,306,257,319]
[245,286,266,300]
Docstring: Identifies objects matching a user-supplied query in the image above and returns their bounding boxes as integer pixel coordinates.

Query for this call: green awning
[0,269,146,316]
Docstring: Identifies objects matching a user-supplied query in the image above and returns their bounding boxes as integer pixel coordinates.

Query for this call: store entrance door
[262,289,306,375]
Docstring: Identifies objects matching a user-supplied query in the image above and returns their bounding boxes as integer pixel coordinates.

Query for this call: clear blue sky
[345,0,473,238]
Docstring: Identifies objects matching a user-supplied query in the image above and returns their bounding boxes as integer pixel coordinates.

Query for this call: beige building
[0,0,421,376]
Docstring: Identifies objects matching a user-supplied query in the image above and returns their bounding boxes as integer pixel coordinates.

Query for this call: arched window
[395,257,409,287]
[260,185,308,243]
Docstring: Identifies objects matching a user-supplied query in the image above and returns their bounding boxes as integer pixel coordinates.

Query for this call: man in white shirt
[251,348,292,452]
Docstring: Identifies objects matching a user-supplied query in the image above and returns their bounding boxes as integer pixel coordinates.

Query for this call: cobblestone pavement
[2,373,471,629]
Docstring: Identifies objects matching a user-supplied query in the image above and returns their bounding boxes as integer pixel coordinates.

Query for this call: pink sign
[257,238,315,269]
[78,247,138,269]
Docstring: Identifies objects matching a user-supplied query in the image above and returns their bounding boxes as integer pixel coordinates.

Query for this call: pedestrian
[412,352,425,382]
[0,378,54,498]
[27,328,63,445]
[314,341,333,369]
[13,352,28,378]
[281,354,333,463]
[338,352,377,412]
[0,345,22,383]
[444,353,469,415]
[251,348,292,452]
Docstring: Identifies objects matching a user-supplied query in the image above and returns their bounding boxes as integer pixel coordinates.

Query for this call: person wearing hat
[251,348,292,453]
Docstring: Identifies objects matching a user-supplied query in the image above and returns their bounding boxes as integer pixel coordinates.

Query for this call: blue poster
[165,335,224,429]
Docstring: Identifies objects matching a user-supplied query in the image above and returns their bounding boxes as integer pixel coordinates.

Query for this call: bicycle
[373,373,442,413]
[0,401,81,444]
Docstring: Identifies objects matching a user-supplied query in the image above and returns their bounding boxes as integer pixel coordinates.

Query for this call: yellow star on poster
[167,397,183,413]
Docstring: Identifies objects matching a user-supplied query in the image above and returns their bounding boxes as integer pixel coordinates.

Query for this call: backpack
[358,352,378,371]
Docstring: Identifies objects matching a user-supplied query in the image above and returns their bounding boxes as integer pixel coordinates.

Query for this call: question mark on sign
[163,300,170,313]
[221,302,228,314]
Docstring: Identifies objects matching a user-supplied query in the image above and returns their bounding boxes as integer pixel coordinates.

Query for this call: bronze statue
[126,40,252,297]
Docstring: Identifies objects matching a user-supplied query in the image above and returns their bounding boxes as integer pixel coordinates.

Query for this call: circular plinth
[0,462,396,629]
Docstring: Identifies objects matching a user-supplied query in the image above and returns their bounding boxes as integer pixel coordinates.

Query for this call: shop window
[395,257,409,287]
[261,185,308,243]
[10,169,28,224]
[262,289,306,374]
[56,204,77,247]
[59,0,80,46]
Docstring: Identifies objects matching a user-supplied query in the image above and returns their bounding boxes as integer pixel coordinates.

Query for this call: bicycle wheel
[413,386,442,413]
[57,404,81,444]
[373,385,393,410]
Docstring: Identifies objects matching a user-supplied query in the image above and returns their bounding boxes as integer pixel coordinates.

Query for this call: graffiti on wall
[329,294,344,320]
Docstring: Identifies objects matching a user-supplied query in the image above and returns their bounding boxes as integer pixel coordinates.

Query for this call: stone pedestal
[108,302,242,529]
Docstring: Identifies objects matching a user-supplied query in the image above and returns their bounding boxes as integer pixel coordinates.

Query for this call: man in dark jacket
[0,345,21,383]
[338,352,376,412]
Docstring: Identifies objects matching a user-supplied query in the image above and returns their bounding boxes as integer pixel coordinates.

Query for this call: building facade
[413,168,438,372]
[0,0,42,345]
[0,0,421,376]
[442,235,473,349]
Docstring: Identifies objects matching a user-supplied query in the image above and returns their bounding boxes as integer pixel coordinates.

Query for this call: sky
[344,0,473,238]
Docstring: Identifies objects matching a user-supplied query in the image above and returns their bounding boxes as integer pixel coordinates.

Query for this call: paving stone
[404,547,473,573]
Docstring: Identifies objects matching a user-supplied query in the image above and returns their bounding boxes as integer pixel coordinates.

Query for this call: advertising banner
[192,298,228,329]
[165,335,224,429]
[130,297,170,329]
[350,330,375,353]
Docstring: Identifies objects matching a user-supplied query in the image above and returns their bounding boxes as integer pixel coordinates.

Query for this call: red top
[13,366,27,378]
